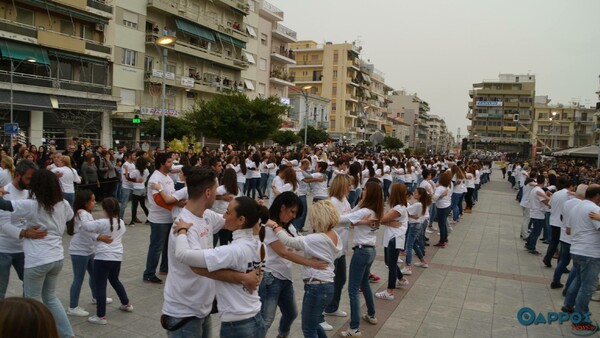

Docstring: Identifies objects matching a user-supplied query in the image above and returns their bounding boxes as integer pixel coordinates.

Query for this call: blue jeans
[385,238,404,290]
[302,283,334,338]
[429,203,437,227]
[220,312,265,338]
[25,260,74,338]
[0,251,24,300]
[348,247,376,330]
[451,193,461,221]
[119,188,133,219]
[570,254,600,320]
[167,315,212,338]
[325,255,347,314]
[94,260,129,317]
[258,272,298,337]
[166,315,212,338]
[293,195,308,232]
[458,193,465,216]
[474,184,481,202]
[552,241,571,285]
[246,177,260,199]
[259,173,269,197]
[437,206,451,243]
[64,192,74,209]
[383,179,392,201]
[69,254,96,308]
[143,222,171,279]
[348,189,361,209]
[543,212,551,242]
[266,174,275,197]
[406,223,425,265]
[526,218,545,251]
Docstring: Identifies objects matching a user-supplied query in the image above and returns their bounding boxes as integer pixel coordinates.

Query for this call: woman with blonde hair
[265,200,342,338]
[0,155,15,187]
[51,155,81,208]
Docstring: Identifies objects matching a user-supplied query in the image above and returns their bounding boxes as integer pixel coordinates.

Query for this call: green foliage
[186,92,286,146]
[404,148,412,157]
[271,130,300,147]
[381,136,404,150]
[167,136,202,153]
[297,126,329,146]
[141,116,195,141]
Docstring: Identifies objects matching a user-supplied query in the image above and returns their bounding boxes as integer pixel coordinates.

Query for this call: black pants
[131,194,149,222]
[544,226,561,262]
[465,188,474,209]
[94,260,129,317]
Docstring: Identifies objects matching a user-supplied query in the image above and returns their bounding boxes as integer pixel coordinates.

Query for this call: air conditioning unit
[95,23,104,32]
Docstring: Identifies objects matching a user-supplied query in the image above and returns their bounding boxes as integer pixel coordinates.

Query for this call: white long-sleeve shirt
[69,210,98,256]
[81,217,126,261]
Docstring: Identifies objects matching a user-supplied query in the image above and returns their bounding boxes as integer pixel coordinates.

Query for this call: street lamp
[10,57,37,157]
[474,133,478,151]
[300,85,312,146]
[155,34,177,150]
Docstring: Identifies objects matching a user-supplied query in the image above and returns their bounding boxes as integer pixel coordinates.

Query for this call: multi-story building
[359,60,394,138]
[0,0,116,149]
[533,96,597,153]
[287,86,329,133]
[467,74,535,154]
[387,90,430,149]
[427,115,453,154]
[289,40,362,141]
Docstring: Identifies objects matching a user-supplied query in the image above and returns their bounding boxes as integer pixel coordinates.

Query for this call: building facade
[287,86,329,133]
[387,90,430,150]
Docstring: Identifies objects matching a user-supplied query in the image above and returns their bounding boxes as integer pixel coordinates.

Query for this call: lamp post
[300,85,312,146]
[474,133,478,151]
[9,57,37,157]
[155,34,177,150]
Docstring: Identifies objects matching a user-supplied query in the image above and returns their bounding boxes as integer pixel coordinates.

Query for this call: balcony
[348,77,360,87]
[469,90,474,98]
[269,70,295,87]
[0,18,37,38]
[86,0,113,18]
[293,76,322,84]
[348,59,360,71]
[272,23,297,43]
[0,69,111,96]
[260,1,284,21]
[476,88,532,96]
[291,59,323,67]
[271,49,295,65]
[468,101,474,109]
[214,0,249,15]
[146,33,247,70]
[145,71,246,95]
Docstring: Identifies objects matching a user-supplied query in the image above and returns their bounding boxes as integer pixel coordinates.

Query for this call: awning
[244,52,255,64]
[214,32,246,49]
[243,79,254,91]
[175,18,215,42]
[383,124,393,134]
[231,37,246,49]
[20,0,109,25]
[48,50,107,64]
[55,96,117,111]
[362,74,371,83]
[0,90,53,112]
[246,26,257,37]
[0,40,51,65]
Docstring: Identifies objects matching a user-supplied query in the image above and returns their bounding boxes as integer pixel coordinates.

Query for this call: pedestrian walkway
[4,171,598,337]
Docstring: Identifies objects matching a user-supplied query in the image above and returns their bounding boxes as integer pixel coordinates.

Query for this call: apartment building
[533,96,596,153]
[289,40,362,141]
[467,74,535,154]
[387,90,431,149]
[427,114,453,153]
[287,86,330,132]
[359,60,394,137]
[0,0,116,149]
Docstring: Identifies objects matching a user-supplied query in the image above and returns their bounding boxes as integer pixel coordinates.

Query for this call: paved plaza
[5,170,600,337]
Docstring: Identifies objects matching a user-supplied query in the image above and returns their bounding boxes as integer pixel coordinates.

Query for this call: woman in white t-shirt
[212,168,240,246]
[450,165,466,224]
[433,171,452,247]
[464,166,476,213]
[265,200,342,338]
[227,155,246,196]
[174,196,267,338]
[52,155,81,208]
[402,188,431,276]
[128,157,150,226]
[311,162,329,202]
[340,181,384,337]
[347,162,363,208]
[382,159,393,202]
[375,183,410,301]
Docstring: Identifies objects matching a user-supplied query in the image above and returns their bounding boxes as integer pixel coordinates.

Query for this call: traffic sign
[4,123,18,135]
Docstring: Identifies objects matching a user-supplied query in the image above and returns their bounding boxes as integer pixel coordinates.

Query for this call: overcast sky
[275,0,600,138]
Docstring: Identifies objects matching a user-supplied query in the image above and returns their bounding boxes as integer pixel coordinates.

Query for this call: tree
[297,126,328,146]
[381,136,404,150]
[141,116,195,142]
[271,130,300,147]
[186,92,286,146]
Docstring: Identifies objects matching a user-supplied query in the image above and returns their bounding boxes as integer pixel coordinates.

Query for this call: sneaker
[572,322,598,334]
[542,257,552,268]
[92,297,113,305]
[397,257,404,263]
[340,328,362,337]
[88,315,107,325]
[368,274,381,283]
[550,282,564,289]
[563,267,570,274]
[399,250,406,256]
[433,242,445,247]
[325,309,348,317]
[450,220,457,224]
[67,306,89,317]
[561,306,574,313]
[401,268,412,275]
[375,290,394,300]
[319,321,333,331]
[143,276,163,284]
[158,271,168,276]
[362,313,378,325]
[414,262,429,268]
[396,278,410,288]
[426,228,433,234]
[529,250,541,256]
[448,226,453,232]
[119,304,134,312]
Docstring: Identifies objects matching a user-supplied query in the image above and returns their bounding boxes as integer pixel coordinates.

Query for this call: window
[16,7,34,26]
[333,70,338,78]
[258,58,267,71]
[246,25,257,38]
[80,24,93,40]
[144,56,153,72]
[61,20,74,35]
[333,52,338,62]
[332,86,337,95]
[166,63,176,75]
[122,48,136,66]
[260,33,268,46]
[122,10,138,29]
[258,82,266,96]
[331,103,336,111]
[248,0,255,12]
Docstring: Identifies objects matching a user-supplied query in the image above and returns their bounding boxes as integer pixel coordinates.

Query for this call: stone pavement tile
[73,321,120,338]
[415,323,456,338]
[491,327,528,338]
[460,308,493,323]
[454,328,492,338]
[526,323,566,338]
[424,310,460,329]
[493,303,525,318]
[456,317,492,333]
[374,317,421,338]
[469,275,497,289]
[98,328,149,338]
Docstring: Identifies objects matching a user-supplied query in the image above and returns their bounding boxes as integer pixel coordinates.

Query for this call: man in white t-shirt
[525,175,549,255]
[119,151,137,219]
[0,160,39,300]
[543,177,575,269]
[143,152,177,284]
[162,167,259,337]
[564,185,600,332]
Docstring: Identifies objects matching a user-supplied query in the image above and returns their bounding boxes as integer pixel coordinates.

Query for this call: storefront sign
[476,101,503,107]
[181,77,195,88]
[152,69,175,81]
[140,107,179,117]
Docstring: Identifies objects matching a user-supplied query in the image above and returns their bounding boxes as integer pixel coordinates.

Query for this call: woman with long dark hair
[433,171,452,247]
[128,156,150,225]
[348,162,363,208]
[212,168,240,246]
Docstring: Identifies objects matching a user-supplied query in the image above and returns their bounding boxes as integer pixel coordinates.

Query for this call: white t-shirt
[129,169,149,190]
[296,170,310,196]
[163,208,224,319]
[382,204,408,249]
[519,182,535,208]
[330,196,351,253]
[382,165,392,181]
[569,200,600,258]
[549,189,572,227]
[122,161,136,190]
[311,173,328,199]
[212,185,239,215]
[0,168,11,187]
[346,207,377,247]
[69,210,97,256]
[169,163,183,184]
[560,198,581,244]
[52,167,80,193]
[147,170,175,224]
[408,202,427,224]
[0,183,29,253]
[433,186,451,208]
[528,186,547,220]
[171,187,188,221]
[264,225,298,281]
[81,217,126,261]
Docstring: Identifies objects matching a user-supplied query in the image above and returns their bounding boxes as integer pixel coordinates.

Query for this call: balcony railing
[0,70,111,95]
[0,19,37,38]
[273,23,297,40]
[270,70,294,83]
[293,59,323,66]
[87,0,113,14]
[262,1,284,18]
[85,41,111,54]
